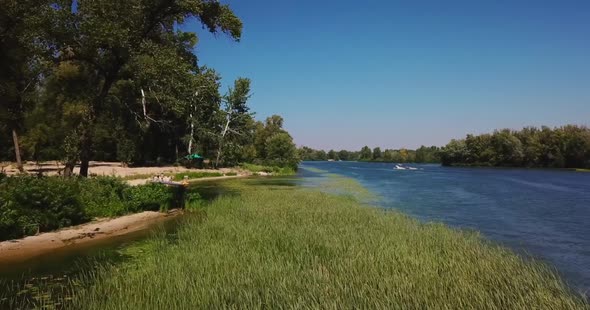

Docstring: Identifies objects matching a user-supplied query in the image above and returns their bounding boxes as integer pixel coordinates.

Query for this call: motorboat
[394,164,418,170]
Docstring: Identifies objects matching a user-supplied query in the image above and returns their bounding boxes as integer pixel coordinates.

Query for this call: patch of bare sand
[1,161,250,181]
[0,210,182,264]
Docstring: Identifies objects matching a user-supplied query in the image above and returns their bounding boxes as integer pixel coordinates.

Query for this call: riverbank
[0,209,182,265]
[8,179,583,309]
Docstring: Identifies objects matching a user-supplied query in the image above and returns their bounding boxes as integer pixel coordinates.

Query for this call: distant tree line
[439,125,590,168]
[0,0,298,174]
[298,145,441,163]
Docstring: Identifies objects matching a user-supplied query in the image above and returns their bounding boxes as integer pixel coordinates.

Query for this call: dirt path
[0,210,181,265]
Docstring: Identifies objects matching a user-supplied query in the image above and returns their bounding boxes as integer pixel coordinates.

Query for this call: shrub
[0,176,88,241]
[185,191,203,211]
[124,183,184,213]
[241,163,296,176]
[0,176,189,241]
[78,177,129,217]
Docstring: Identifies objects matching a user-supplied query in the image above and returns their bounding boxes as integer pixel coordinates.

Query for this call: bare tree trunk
[63,161,75,177]
[215,145,222,168]
[12,128,23,172]
[79,134,91,177]
[215,116,231,168]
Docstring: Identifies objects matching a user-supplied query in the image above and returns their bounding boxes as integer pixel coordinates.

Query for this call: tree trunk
[63,161,75,177]
[79,133,91,177]
[215,115,231,168]
[215,145,222,168]
[12,128,23,172]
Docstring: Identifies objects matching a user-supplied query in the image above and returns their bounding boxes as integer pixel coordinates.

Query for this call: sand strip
[0,210,181,265]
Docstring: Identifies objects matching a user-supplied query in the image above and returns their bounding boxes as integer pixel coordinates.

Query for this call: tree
[338,150,350,161]
[51,0,242,176]
[216,78,252,167]
[0,0,53,171]
[265,132,299,169]
[440,139,467,166]
[327,150,338,160]
[359,146,372,161]
[491,130,523,166]
[372,147,382,160]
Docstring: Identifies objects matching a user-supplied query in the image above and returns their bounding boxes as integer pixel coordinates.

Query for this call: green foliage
[184,191,203,211]
[440,125,590,168]
[78,177,129,217]
[116,137,136,166]
[124,183,178,213]
[0,176,88,240]
[0,175,190,240]
[251,115,299,169]
[299,146,328,161]
[359,145,372,160]
[171,171,223,181]
[264,132,299,169]
[372,147,382,160]
[299,145,441,163]
[241,163,296,176]
[61,185,588,309]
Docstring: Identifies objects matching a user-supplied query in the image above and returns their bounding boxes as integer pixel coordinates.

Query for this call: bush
[78,177,129,217]
[185,191,203,211]
[0,176,191,241]
[124,183,181,213]
[0,176,88,240]
[241,163,296,176]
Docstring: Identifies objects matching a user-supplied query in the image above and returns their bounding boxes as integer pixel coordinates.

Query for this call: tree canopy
[0,0,299,174]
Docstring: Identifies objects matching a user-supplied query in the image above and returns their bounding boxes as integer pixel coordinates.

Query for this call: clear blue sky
[185,0,590,150]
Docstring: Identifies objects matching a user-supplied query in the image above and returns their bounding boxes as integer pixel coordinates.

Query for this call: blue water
[299,161,590,295]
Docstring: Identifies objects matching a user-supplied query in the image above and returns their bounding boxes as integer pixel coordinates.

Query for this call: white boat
[394,164,418,170]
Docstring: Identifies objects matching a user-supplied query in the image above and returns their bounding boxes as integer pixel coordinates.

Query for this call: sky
[185,0,590,150]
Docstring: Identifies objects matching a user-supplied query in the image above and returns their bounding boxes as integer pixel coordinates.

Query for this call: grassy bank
[61,182,588,309]
[241,163,296,176]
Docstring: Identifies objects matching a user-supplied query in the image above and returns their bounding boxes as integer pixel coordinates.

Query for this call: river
[299,161,590,294]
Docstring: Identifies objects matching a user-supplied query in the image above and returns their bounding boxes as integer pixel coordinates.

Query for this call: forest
[299,145,441,163]
[300,125,590,169]
[438,125,590,169]
[0,0,299,176]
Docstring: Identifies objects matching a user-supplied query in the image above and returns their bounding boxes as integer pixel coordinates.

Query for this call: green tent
[185,154,203,160]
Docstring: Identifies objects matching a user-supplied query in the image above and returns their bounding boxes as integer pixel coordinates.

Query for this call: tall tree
[52,0,242,176]
[0,0,52,171]
[216,78,252,167]
[359,146,372,161]
[372,147,382,160]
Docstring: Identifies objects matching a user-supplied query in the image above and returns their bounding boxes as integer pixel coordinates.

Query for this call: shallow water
[299,161,590,295]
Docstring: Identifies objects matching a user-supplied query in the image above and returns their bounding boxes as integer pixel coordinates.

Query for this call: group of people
[151,174,172,183]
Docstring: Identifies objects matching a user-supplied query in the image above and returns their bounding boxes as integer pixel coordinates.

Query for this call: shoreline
[126,173,254,186]
[0,209,182,265]
[0,173,266,264]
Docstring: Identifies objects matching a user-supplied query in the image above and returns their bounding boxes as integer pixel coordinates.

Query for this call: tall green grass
[69,184,588,309]
[170,171,223,181]
[241,163,296,176]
